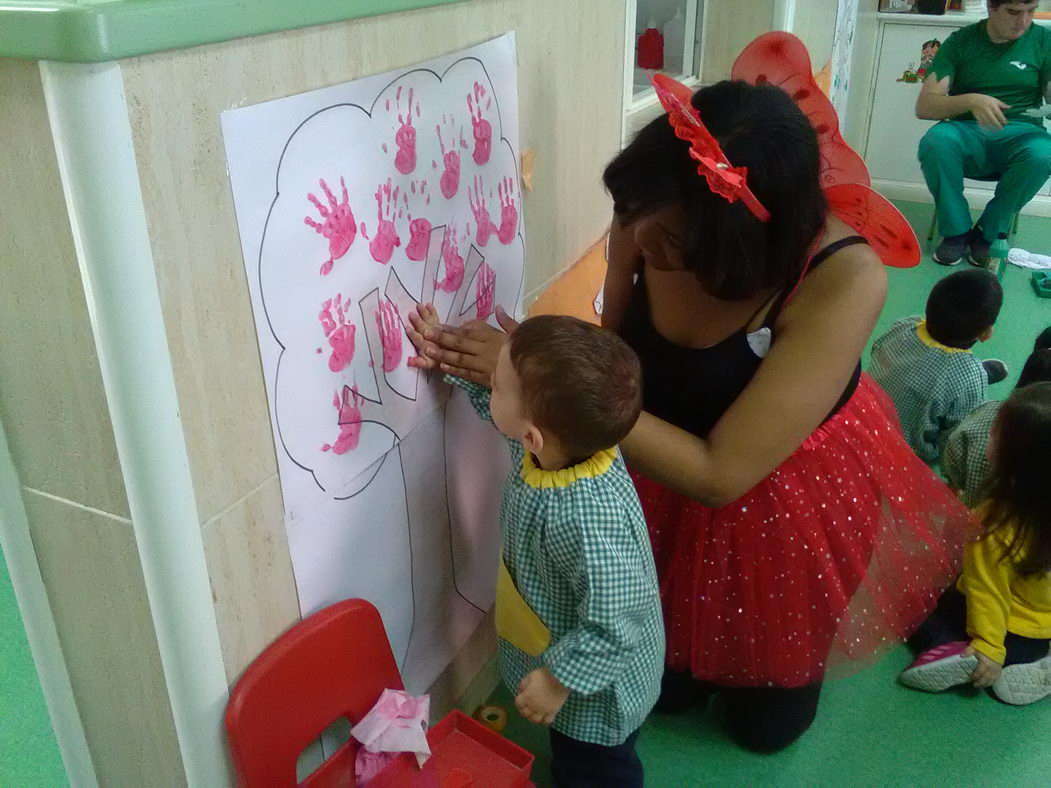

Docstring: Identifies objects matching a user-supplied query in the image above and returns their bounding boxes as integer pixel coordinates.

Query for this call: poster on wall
[831,0,859,120]
[221,33,524,691]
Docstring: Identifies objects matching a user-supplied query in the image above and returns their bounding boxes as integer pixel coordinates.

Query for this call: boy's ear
[978,326,994,342]
[522,424,544,455]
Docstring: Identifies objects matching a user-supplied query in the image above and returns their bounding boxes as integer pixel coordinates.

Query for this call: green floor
[489,201,1051,787]
[0,543,66,786]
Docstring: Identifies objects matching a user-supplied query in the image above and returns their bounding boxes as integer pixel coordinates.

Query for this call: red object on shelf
[224,598,404,787]
[637,27,664,70]
[368,710,535,788]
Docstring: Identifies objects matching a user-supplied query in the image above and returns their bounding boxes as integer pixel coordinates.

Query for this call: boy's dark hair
[989,0,1037,8]
[925,269,1003,348]
[985,382,1051,576]
[603,79,826,301]
[1017,349,1051,389]
[508,315,642,457]
[1034,325,1051,352]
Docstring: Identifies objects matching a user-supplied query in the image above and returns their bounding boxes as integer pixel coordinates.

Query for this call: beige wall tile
[702,0,776,82]
[0,60,129,519]
[23,490,184,785]
[120,0,626,522]
[202,475,301,683]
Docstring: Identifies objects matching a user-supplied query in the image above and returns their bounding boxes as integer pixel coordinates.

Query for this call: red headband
[651,73,772,223]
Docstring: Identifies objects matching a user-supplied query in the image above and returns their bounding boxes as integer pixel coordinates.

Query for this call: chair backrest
[225,598,403,786]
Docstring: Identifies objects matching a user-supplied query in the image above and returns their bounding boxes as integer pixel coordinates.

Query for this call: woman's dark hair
[1016,348,1051,389]
[1034,325,1051,352]
[984,382,1051,576]
[603,80,826,300]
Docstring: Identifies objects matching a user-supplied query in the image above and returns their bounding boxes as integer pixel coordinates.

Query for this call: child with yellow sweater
[899,383,1051,705]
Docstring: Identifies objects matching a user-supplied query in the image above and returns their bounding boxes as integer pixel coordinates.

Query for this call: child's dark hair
[508,315,642,457]
[603,80,826,300]
[1034,325,1051,352]
[925,269,1003,348]
[985,382,1051,576]
[1017,349,1051,389]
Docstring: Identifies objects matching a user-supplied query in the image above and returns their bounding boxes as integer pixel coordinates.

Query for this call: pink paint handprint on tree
[467,175,495,247]
[475,261,496,321]
[434,114,465,200]
[368,179,402,264]
[496,176,518,245]
[376,298,404,372]
[467,82,493,166]
[403,180,433,262]
[435,224,465,293]
[390,86,419,175]
[321,384,364,454]
[304,177,356,276]
[318,294,356,372]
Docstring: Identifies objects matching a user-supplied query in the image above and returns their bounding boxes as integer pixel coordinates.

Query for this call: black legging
[659,669,822,753]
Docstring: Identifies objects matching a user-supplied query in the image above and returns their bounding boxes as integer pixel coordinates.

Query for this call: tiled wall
[0,59,184,785]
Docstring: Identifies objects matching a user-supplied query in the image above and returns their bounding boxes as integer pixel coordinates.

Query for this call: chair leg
[927,207,937,243]
[1011,212,1020,238]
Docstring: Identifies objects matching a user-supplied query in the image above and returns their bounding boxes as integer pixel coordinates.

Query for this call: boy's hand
[965,645,1003,688]
[515,667,570,726]
[407,303,442,368]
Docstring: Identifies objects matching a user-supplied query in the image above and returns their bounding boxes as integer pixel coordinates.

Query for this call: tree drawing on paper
[255,58,524,503]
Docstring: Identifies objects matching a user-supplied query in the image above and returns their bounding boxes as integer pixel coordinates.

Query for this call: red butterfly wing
[731,32,870,188]
[825,183,919,268]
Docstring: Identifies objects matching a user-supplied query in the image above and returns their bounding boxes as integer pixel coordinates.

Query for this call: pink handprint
[368,179,402,264]
[468,175,494,247]
[304,177,356,276]
[435,225,465,293]
[318,294,356,372]
[376,298,404,372]
[467,82,493,166]
[435,114,464,199]
[496,176,518,245]
[321,385,364,454]
[403,181,433,262]
[476,261,496,321]
[393,86,419,175]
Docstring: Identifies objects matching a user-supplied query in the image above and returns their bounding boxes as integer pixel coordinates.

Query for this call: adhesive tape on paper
[474,704,507,733]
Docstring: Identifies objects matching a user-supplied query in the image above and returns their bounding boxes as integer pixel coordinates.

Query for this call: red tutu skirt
[631,374,978,688]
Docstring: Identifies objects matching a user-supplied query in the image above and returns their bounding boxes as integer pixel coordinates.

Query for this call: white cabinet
[865,23,962,185]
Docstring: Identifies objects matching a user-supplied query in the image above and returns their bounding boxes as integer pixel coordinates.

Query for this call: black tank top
[619,236,867,439]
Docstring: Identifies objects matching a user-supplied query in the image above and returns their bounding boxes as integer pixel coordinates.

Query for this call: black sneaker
[983,359,1008,384]
[969,234,992,267]
[933,233,970,266]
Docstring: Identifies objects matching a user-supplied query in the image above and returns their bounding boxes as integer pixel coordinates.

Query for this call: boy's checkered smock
[942,399,1002,508]
[870,316,987,464]
[450,377,663,746]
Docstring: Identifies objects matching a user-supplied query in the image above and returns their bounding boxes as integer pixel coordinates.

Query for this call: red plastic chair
[225,598,403,787]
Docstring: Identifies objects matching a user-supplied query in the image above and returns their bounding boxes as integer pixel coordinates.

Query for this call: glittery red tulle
[630,375,979,688]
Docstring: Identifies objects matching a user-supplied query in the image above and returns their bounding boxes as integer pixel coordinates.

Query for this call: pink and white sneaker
[992,655,1051,706]
[899,641,979,692]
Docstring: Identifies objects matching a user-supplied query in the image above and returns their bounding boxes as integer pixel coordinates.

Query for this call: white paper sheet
[222,34,522,690]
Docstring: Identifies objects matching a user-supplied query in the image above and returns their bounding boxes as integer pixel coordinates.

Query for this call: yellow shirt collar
[917,320,971,354]
[520,447,618,489]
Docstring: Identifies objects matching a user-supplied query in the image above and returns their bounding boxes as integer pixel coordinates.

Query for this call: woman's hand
[406,302,519,386]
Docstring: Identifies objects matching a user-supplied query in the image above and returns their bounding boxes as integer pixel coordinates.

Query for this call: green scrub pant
[917,120,1051,241]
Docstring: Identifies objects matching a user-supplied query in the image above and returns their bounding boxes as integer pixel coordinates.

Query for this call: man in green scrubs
[917,0,1051,266]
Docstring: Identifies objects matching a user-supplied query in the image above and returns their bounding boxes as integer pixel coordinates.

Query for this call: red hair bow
[651,73,772,223]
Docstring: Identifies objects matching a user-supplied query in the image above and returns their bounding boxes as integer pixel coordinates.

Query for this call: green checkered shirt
[870,316,987,464]
[942,399,1002,508]
[450,378,663,746]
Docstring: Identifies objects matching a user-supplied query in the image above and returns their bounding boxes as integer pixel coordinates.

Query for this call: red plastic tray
[367,709,534,788]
